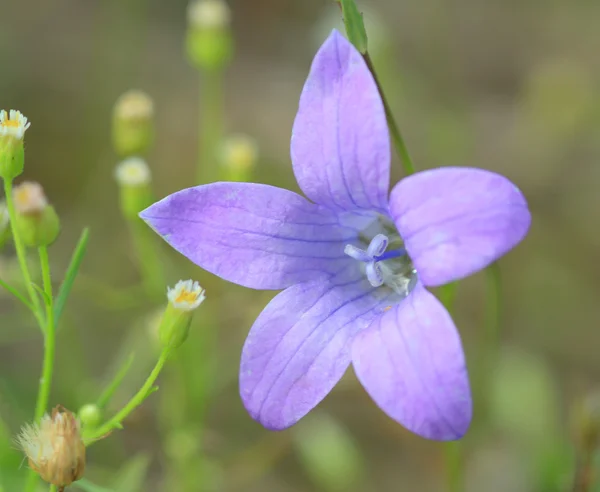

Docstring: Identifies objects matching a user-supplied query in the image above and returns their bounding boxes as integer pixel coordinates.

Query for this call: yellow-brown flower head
[17,406,86,489]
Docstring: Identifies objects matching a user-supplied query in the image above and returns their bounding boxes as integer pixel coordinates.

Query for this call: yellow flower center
[2,118,20,128]
[175,290,199,304]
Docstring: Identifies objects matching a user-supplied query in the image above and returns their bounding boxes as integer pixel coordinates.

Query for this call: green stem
[129,220,163,299]
[33,246,55,422]
[25,246,56,492]
[363,53,416,176]
[3,178,43,325]
[85,349,170,443]
[49,485,56,492]
[443,441,464,492]
[197,70,223,184]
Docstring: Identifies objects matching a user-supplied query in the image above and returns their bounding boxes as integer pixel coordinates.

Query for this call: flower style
[141,31,530,440]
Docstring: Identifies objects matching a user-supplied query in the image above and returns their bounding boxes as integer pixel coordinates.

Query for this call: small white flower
[0,109,30,140]
[167,280,206,311]
[219,134,259,171]
[13,181,48,215]
[114,90,154,122]
[187,0,231,29]
[114,157,151,186]
[16,406,86,488]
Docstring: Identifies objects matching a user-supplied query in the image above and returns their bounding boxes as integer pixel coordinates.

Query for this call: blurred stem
[25,246,56,492]
[479,262,501,422]
[197,70,223,184]
[49,485,56,492]
[572,450,596,492]
[85,348,170,444]
[439,282,464,492]
[443,441,464,492]
[363,53,416,176]
[3,178,43,326]
[129,219,163,299]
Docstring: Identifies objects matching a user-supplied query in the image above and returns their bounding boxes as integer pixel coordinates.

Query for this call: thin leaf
[112,453,151,492]
[339,0,368,53]
[54,228,89,324]
[96,352,136,410]
[0,277,33,311]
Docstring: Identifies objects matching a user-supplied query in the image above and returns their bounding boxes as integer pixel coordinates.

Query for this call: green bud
[0,202,10,248]
[186,0,233,71]
[159,280,206,350]
[12,182,60,247]
[112,90,155,157]
[78,404,102,428]
[114,157,153,220]
[218,134,258,182]
[0,110,30,181]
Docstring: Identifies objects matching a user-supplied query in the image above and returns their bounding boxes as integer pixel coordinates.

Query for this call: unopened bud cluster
[17,406,86,489]
[13,181,60,247]
[158,280,206,350]
[0,109,30,180]
[186,0,233,71]
[112,90,155,157]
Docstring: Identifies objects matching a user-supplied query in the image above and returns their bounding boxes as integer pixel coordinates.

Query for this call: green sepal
[339,0,368,54]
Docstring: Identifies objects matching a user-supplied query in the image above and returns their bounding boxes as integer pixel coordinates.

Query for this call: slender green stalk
[363,54,416,176]
[25,246,56,492]
[49,485,56,492]
[129,220,163,299]
[3,178,43,325]
[0,276,33,311]
[96,353,136,410]
[85,349,170,443]
[197,70,223,184]
[443,441,463,492]
[33,246,55,422]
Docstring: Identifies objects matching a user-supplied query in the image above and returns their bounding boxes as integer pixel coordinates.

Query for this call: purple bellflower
[141,31,531,440]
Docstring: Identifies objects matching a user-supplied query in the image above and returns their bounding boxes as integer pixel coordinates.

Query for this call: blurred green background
[1,0,600,490]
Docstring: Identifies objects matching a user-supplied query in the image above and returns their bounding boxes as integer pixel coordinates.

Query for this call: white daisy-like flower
[16,406,86,489]
[167,280,206,311]
[114,90,154,122]
[114,157,151,186]
[13,181,48,215]
[187,0,231,29]
[0,109,30,140]
[219,134,258,171]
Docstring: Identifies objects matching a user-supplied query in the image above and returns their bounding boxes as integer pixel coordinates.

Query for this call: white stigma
[167,280,206,311]
[114,157,151,186]
[187,0,231,29]
[0,109,31,140]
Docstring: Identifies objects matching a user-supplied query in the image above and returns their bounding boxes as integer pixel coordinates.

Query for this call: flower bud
[0,110,30,180]
[0,201,10,248]
[218,134,258,182]
[114,157,153,220]
[159,280,206,350]
[13,182,60,247]
[78,404,102,429]
[186,0,234,71]
[112,90,155,157]
[17,406,86,489]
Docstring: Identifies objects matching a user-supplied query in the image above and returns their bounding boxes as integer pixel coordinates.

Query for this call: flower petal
[141,182,355,290]
[240,267,396,430]
[389,167,531,286]
[352,283,471,440]
[291,30,390,213]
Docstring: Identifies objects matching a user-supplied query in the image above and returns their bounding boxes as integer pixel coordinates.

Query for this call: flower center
[342,213,418,299]
[1,119,19,128]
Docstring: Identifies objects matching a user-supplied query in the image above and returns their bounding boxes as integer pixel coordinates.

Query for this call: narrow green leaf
[73,478,114,492]
[0,277,33,311]
[339,0,368,53]
[96,352,136,410]
[54,228,90,324]
[112,453,151,492]
[31,282,51,307]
